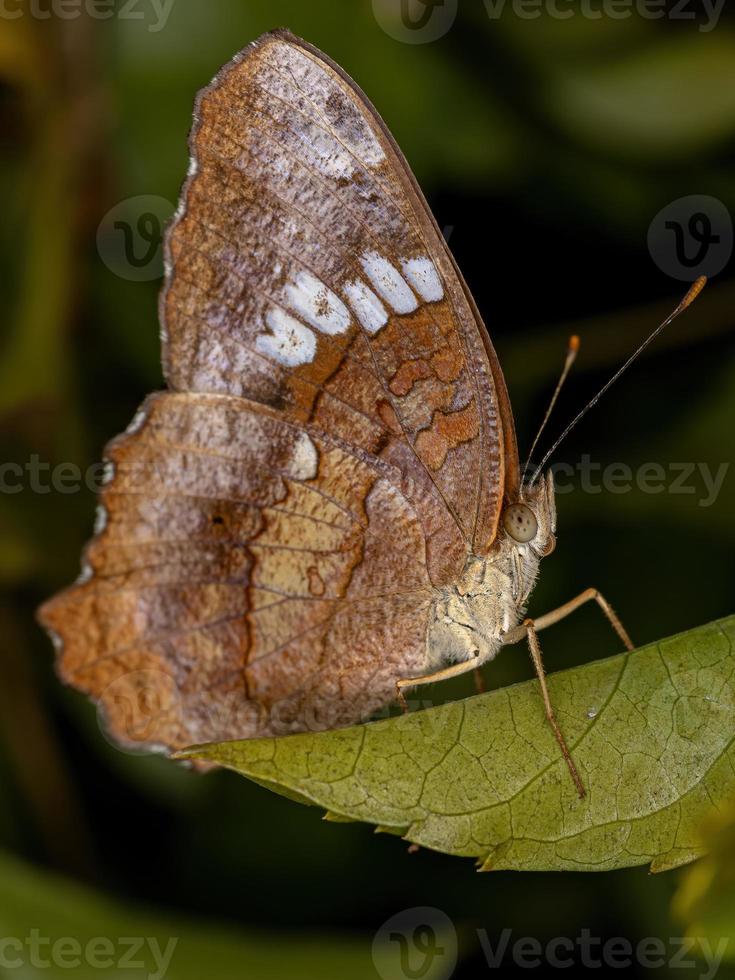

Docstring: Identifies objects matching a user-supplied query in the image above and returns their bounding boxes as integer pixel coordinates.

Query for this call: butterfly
[39,30,703,796]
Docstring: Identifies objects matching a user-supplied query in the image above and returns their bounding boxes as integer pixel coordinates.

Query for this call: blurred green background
[1,0,734,976]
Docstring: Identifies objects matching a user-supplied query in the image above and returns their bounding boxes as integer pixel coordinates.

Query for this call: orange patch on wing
[414,401,480,470]
[376,399,404,436]
[389,359,432,397]
[431,347,464,383]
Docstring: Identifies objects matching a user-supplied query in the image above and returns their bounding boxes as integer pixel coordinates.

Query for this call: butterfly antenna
[521,334,580,484]
[528,275,708,486]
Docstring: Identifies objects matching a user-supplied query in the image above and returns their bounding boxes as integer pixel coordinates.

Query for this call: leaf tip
[322,811,358,824]
[477,838,516,872]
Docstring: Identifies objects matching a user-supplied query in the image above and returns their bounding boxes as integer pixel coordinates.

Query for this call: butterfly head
[504,470,557,559]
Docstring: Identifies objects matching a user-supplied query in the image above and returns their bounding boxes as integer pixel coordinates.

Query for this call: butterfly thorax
[426,546,539,670]
[426,473,557,672]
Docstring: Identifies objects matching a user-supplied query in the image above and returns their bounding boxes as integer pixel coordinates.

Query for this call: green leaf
[545,34,735,160]
[180,617,735,873]
[0,851,379,979]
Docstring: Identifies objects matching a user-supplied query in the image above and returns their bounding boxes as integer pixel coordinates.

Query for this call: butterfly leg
[521,618,586,799]
[505,588,633,651]
[397,590,631,792]
[396,657,483,714]
[502,589,633,799]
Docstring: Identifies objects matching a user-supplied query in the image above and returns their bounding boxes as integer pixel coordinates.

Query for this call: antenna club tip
[682,275,707,309]
[569,335,581,353]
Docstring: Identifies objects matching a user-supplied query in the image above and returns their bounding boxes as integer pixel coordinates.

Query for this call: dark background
[1,0,734,976]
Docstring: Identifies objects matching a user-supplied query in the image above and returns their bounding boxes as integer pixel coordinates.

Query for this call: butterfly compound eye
[503,503,538,543]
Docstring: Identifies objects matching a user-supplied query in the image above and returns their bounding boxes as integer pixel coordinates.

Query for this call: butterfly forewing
[39,31,518,753]
[162,30,515,551]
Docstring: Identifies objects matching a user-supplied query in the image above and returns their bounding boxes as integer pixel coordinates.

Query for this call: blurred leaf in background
[674,805,735,964]
[0,851,382,980]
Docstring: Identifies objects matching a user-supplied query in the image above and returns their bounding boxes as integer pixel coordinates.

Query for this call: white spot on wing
[94,504,108,535]
[359,251,418,314]
[126,407,148,434]
[283,271,351,335]
[288,432,319,481]
[102,461,116,486]
[342,279,389,334]
[256,307,317,367]
[47,627,63,653]
[401,256,444,302]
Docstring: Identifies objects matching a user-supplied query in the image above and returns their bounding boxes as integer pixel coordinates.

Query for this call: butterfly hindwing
[40,393,440,748]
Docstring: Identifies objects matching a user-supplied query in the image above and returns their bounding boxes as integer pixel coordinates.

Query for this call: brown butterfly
[39,30,704,796]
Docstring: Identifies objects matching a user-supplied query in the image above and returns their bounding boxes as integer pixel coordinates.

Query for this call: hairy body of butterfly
[427,474,555,671]
[39,31,630,795]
